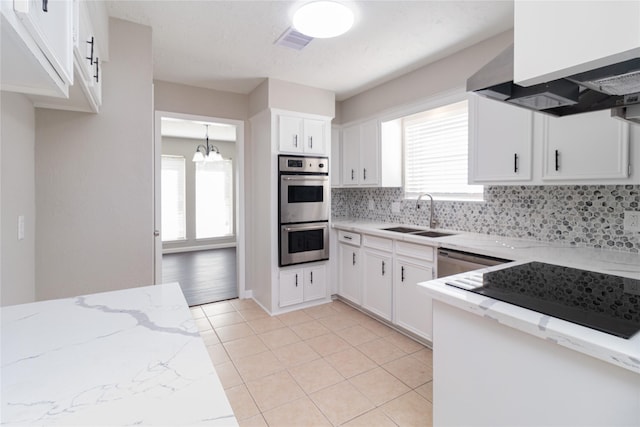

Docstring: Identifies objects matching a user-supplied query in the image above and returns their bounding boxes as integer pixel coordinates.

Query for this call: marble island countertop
[332,219,640,279]
[419,267,640,374]
[1,283,237,426]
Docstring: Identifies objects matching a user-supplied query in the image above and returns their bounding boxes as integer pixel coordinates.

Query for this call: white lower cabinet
[394,257,434,341]
[338,242,361,305]
[362,248,393,321]
[279,264,327,308]
[336,231,437,342]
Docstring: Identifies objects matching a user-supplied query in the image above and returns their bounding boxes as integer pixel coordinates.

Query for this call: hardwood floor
[162,248,237,306]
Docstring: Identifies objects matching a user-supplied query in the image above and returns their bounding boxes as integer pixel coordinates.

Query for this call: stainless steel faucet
[416,193,437,229]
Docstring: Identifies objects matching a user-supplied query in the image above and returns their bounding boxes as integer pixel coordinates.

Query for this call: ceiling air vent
[275,27,313,50]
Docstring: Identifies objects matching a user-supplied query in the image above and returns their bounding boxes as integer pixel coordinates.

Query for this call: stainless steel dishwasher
[437,248,511,278]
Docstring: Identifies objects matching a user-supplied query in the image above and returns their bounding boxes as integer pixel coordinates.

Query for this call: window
[195,160,233,239]
[161,155,186,241]
[403,99,483,200]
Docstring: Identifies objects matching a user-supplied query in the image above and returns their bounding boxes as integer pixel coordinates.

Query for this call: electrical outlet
[624,210,640,232]
[368,199,375,211]
[391,202,401,213]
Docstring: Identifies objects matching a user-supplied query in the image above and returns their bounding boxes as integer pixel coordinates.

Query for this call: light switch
[624,210,640,232]
[18,215,25,240]
[368,199,375,211]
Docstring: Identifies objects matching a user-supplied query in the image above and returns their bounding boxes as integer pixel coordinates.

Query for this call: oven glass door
[280,222,329,266]
[280,175,329,223]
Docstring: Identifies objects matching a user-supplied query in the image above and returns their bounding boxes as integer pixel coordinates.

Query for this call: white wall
[338,30,513,124]
[1,91,36,306]
[161,136,236,251]
[34,18,154,300]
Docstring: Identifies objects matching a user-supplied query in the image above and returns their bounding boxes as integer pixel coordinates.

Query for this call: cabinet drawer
[338,230,361,246]
[363,234,393,251]
[395,241,435,262]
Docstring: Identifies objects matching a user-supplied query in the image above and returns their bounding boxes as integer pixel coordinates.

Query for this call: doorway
[154,111,246,306]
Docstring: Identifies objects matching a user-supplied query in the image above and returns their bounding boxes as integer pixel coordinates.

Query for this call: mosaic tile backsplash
[331,185,640,253]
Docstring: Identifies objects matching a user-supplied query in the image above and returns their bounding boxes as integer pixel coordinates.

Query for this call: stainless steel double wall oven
[279,155,330,266]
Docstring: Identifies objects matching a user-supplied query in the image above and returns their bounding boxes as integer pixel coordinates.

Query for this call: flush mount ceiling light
[293,1,354,38]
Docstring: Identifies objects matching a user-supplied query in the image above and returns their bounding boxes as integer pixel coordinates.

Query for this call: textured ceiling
[106,1,513,101]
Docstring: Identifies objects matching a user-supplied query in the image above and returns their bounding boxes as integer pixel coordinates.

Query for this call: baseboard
[163,242,237,254]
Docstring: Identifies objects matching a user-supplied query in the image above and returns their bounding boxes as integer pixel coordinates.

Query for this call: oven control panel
[279,155,328,174]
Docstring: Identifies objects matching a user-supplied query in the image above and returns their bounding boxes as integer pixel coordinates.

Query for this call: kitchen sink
[381,226,456,238]
[382,226,424,233]
[412,230,455,238]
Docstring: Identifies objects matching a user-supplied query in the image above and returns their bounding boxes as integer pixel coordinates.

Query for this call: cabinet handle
[309,136,313,149]
[294,135,298,148]
[514,153,519,173]
[555,149,560,171]
[344,235,352,240]
[381,261,385,276]
[310,271,313,284]
[363,168,367,180]
[351,169,354,181]
[86,37,95,65]
[401,266,405,282]
[42,0,48,12]
[94,57,100,83]
[352,252,356,266]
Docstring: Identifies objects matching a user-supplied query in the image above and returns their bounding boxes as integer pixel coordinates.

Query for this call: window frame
[400,92,484,202]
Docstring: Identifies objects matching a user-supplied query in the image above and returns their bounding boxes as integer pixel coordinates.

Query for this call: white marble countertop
[332,219,640,279]
[1,283,237,426]
[419,267,640,374]
[332,219,640,373]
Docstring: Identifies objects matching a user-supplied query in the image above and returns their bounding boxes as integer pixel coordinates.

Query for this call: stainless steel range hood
[467,44,640,124]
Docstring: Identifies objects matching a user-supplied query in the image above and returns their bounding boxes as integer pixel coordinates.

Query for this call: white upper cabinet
[469,94,533,183]
[541,110,630,181]
[514,1,640,86]
[330,127,341,187]
[341,118,401,187]
[278,114,328,155]
[1,0,74,97]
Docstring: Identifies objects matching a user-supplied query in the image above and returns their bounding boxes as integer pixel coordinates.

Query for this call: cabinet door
[14,0,74,84]
[394,258,434,341]
[331,127,341,187]
[541,110,630,180]
[342,125,360,186]
[304,265,326,302]
[469,94,533,183]
[362,249,392,321]
[279,115,304,153]
[304,119,326,155]
[359,120,380,185]
[338,244,361,305]
[279,269,304,307]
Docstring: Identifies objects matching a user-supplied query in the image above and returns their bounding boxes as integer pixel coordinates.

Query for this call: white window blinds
[161,155,186,241]
[403,100,483,200]
[196,160,233,239]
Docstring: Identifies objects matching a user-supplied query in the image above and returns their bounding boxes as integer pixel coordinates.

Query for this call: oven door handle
[283,224,328,232]
[281,176,329,182]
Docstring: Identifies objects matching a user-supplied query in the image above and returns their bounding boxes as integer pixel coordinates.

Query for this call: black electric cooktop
[447,262,640,339]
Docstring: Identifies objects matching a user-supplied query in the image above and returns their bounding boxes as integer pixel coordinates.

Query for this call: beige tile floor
[191,299,433,426]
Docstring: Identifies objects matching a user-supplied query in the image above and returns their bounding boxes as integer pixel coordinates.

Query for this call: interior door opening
[154,111,246,306]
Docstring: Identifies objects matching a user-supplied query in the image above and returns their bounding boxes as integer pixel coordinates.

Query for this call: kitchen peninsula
[1,283,237,426]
